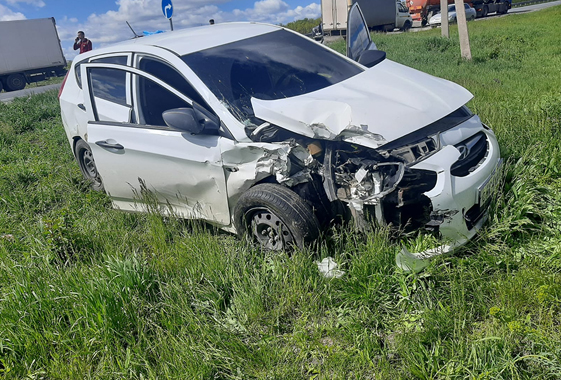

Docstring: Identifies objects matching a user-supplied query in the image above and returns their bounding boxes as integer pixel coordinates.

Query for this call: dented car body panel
[251,60,473,149]
[59,17,501,263]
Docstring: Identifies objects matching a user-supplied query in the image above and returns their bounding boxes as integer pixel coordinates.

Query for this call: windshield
[182,29,363,121]
[448,5,456,11]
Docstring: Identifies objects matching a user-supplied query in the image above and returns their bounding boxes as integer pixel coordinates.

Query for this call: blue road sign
[162,0,173,19]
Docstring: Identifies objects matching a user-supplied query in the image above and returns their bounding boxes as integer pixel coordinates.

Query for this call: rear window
[182,30,362,121]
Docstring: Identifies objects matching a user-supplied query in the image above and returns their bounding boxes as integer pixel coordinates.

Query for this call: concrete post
[440,0,449,38]
[454,0,472,60]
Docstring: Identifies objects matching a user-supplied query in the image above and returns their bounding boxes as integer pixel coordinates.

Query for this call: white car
[429,4,477,26]
[59,5,501,270]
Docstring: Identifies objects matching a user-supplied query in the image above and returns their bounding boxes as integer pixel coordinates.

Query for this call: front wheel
[234,183,321,251]
[75,139,104,191]
[402,20,412,31]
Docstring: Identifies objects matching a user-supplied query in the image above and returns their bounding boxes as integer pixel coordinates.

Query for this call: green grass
[1,6,561,379]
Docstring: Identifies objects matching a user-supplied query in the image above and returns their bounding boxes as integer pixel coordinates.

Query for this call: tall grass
[1,6,561,379]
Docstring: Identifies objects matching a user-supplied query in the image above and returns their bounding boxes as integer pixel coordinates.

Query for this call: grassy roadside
[1,6,561,379]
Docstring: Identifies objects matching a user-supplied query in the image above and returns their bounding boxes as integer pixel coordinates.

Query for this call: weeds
[1,6,561,379]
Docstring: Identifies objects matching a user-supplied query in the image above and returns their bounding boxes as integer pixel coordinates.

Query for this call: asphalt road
[0,83,61,104]
[405,0,561,30]
[510,0,561,13]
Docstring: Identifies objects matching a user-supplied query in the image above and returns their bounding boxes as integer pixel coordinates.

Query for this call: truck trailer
[408,0,511,26]
[0,18,67,92]
[322,0,413,33]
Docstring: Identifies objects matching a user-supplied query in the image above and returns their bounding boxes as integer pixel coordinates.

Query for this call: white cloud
[5,0,45,7]
[228,0,320,24]
[0,3,26,21]
[56,0,320,60]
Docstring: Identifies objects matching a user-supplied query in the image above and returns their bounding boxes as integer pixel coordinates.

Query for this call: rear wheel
[383,23,395,32]
[75,139,104,191]
[234,183,321,251]
[6,73,26,91]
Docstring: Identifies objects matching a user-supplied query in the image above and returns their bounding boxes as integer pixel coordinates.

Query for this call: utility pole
[440,0,449,38]
[454,0,472,59]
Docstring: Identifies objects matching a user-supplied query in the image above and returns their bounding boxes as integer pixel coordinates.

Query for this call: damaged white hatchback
[58,5,501,270]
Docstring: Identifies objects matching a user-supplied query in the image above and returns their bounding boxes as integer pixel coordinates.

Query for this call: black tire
[402,20,412,31]
[6,73,26,91]
[0,80,3,93]
[75,139,104,191]
[234,183,321,251]
[383,23,395,32]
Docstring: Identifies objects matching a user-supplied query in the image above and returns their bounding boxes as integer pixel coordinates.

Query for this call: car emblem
[457,144,469,161]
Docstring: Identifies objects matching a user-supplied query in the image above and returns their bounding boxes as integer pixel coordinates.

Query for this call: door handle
[77,103,86,111]
[95,140,124,150]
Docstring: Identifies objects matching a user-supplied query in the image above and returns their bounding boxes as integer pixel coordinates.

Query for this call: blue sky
[1,0,320,59]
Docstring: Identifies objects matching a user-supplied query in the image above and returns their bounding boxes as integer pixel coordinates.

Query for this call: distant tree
[280,18,321,35]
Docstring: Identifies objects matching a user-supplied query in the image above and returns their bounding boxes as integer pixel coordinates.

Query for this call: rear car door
[81,61,230,225]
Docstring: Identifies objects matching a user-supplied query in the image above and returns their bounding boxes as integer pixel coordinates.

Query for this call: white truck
[0,18,67,92]
[322,0,412,33]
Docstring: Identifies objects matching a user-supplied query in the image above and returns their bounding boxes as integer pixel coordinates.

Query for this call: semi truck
[322,0,413,33]
[0,18,67,92]
[408,0,511,26]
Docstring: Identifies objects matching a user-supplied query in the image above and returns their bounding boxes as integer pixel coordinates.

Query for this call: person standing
[73,31,92,54]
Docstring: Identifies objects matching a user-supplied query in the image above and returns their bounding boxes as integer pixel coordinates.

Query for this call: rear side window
[91,56,127,65]
[89,68,127,106]
[75,62,83,88]
[76,56,127,90]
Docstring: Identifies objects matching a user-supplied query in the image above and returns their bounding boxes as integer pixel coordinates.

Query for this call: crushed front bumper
[397,117,502,271]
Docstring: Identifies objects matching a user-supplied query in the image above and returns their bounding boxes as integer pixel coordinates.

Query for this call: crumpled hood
[251,59,473,149]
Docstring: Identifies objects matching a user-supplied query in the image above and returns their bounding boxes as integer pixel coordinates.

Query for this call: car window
[75,62,83,89]
[91,56,128,65]
[182,29,362,122]
[135,74,191,126]
[89,67,128,106]
[138,56,211,112]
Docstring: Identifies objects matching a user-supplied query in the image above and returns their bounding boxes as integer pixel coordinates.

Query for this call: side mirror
[357,50,386,68]
[162,103,220,134]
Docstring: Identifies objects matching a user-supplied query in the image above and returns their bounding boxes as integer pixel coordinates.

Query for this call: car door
[346,3,377,61]
[81,62,230,225]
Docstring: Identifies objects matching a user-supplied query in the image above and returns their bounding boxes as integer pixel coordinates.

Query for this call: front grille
[451,132,488,177]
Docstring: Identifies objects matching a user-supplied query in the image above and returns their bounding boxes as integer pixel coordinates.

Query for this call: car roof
[94,22,282,57]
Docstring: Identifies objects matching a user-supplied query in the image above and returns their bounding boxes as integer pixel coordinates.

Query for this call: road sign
[162,0,173,19]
